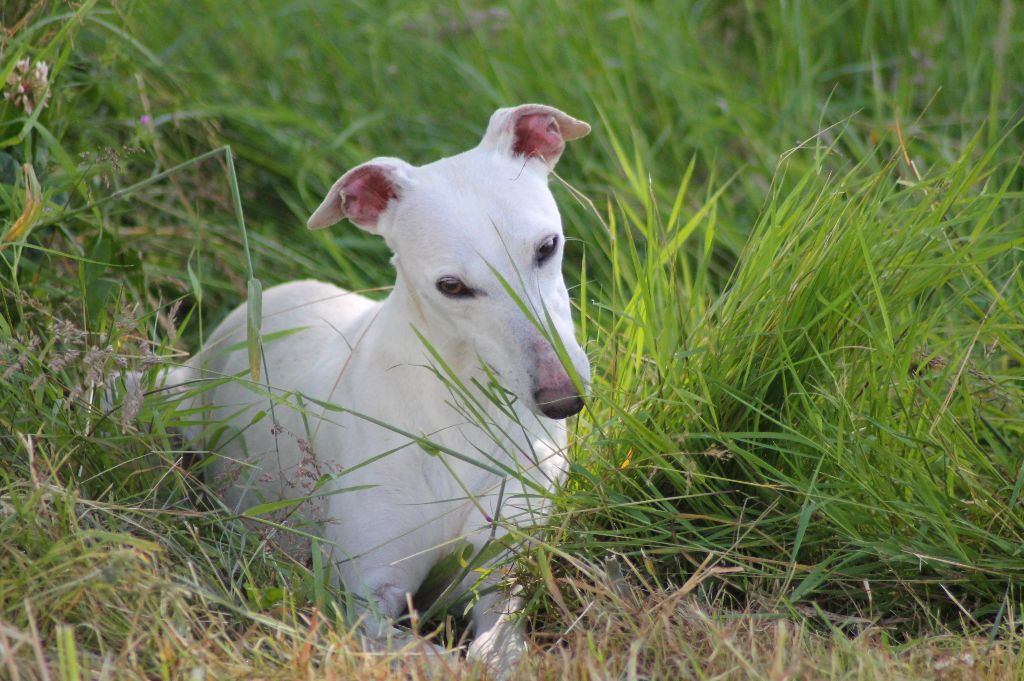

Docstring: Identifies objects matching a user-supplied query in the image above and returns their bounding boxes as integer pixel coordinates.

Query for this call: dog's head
[307,104,591,420]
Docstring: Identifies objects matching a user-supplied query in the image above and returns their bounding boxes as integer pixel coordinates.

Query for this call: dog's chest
[418,412,568,527]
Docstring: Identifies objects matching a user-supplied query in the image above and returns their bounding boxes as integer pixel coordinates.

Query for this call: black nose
[534,388,585,419]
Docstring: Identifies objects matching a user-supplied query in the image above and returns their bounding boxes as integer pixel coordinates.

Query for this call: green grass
[2,0,1023,678]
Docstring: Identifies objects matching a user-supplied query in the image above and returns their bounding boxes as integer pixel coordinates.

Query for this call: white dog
[167,104,591,671]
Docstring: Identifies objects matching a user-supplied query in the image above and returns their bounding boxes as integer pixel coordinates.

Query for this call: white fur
[165,104,590,674]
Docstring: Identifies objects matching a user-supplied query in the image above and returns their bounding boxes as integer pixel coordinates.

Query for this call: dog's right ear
[307,157,413,232]
[478,104,590,171]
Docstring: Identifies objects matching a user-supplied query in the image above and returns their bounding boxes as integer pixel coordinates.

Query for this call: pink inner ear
[342,166,398,226]
[512,113,565,162]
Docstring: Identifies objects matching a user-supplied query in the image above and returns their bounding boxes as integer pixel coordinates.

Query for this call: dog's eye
[436,276,473,298]
[536,235,559,264]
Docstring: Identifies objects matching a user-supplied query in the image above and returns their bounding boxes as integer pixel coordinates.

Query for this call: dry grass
[1,483,1019,680]
[518,577,1021,680]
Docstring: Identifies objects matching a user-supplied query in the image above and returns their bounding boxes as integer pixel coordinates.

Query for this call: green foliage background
[1,1,1022,675]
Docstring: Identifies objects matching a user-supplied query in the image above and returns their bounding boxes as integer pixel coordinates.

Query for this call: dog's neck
[369,278,498,399]
[359,276,545,453]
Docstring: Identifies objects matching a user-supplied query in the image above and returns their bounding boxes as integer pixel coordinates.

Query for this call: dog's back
[176,280,379,555]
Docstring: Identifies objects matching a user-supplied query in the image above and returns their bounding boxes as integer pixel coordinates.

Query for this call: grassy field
[2,0,1023,678]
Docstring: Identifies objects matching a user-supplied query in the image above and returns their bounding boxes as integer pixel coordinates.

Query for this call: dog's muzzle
[533,385,585,419]
[527,334,588,419]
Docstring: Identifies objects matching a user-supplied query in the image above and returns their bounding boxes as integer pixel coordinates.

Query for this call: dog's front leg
[349,565,450,657]
[467,584,528,675]
[463,441,567,675]
[356,567,414,639]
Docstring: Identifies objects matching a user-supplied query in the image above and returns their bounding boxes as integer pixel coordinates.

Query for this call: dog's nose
[534,386,585,419]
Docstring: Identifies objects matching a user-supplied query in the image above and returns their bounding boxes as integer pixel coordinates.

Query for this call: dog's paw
[468,623,527,679]
[360,625,451,658]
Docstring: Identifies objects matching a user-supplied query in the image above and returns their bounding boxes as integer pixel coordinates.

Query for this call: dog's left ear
[479,104,590,171]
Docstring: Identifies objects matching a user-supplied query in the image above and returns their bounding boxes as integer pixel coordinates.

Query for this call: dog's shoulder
[199,279,379,366]
[259,279,378,330]
[262,279,357,308]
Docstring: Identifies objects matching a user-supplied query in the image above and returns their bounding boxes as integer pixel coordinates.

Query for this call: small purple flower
[139,114,152,125]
